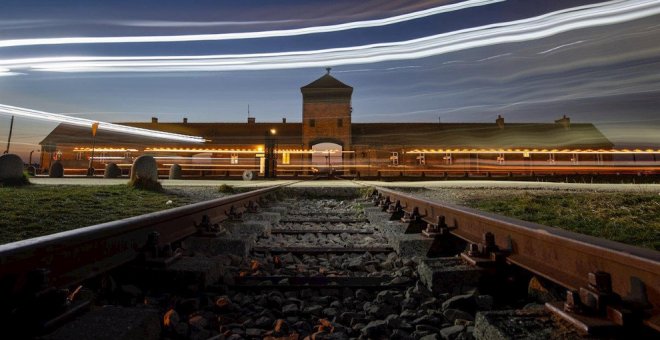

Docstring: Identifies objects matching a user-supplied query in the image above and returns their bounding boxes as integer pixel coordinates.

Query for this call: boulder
[169,164,182,179]
[0,154,24,182]
[130,155,158,181]
[104,163,122,178]
[49,160,64,178]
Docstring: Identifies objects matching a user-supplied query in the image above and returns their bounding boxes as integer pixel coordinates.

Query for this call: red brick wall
[302,101,351,150]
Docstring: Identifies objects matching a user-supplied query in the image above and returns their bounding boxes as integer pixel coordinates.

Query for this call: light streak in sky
[0,0,504,48]
[1,0,658,74]
[0,104,206,143]
[538,40,585,54]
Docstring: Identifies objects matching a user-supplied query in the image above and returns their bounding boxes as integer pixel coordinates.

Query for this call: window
[416,153,426,165]
[282,152,290,165]
[309,119,316,127]
[75,152,83,161]
[390,152,399,165]
[230,153,239,164]
[337,118,343,127]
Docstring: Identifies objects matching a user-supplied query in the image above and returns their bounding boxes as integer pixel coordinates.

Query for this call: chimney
[555,115,570,129]
[247,117,256,124]
[282,118,287,123]
[183,117,188,124]
[151,117,158,123]
[496,115,504,129]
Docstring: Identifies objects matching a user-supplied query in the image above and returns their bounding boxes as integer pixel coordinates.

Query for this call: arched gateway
[301,68,353,173]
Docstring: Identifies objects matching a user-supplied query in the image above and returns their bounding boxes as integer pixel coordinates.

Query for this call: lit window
[231,153,239,164]
[416,153,426,165]
[282,152,290,165]
[390,152,399,165]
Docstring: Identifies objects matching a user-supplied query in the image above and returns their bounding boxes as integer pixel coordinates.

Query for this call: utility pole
[4,115,13,154]
[87,122,99,176]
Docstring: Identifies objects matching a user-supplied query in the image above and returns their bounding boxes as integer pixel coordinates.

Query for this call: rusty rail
[372,186,660,331]
[0,185,282,300]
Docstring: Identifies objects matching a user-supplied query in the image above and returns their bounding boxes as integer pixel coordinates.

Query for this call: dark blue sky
[1,0,660,157]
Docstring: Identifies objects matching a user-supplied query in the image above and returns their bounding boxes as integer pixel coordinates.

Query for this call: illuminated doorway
[311,142,342,172]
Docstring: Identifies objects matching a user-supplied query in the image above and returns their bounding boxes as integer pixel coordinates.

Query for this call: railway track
[0,184,658,339]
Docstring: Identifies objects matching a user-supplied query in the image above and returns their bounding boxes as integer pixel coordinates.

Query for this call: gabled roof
[40,122,303,148]
[40,121,613,150]
[301,72,352,89]
[351,123,614,149]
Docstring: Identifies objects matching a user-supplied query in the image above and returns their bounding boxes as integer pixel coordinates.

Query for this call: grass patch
[218,184,235,194]
[465,191,660,250]
[128,177,163,191]
[0,185,196,244]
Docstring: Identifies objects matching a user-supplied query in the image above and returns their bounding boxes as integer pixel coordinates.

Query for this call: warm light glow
[145,147,259,153]
[270,128,277,135]
[0,104,205,143]
[73,147,138,152]
[405,149,660,154]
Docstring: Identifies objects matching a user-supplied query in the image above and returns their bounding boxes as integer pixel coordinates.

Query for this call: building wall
[302,101,352,150]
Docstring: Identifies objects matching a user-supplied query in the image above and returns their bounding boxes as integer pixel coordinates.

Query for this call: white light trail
[0,0,504,48]
[538,40,585,54]
[0,104,206,143]
[1,0,658,73]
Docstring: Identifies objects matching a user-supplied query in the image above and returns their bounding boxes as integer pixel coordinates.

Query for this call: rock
[49,160,64,178]
[246,328,262,337]
[528,276,560,303]
[169,164,182,179]
[322,308,338,318]
[0,154,23,182]
[413,280,432,297]
[440,325,465,340]
[347,257,365,271]
[303,305,323,315]
[360,320,388,338]
[391,329,413,340]
[380,260,394,270]
[355,289,370,300]
[475,295,494,311]
[104,163,122,178]
[300,288,314,299]
[273,319,289,336]
[421,297,439,309]
[282,303,299,315]
[130,155,158,181]
[367,304,394,319]
[255,316,273,328]
[188,315,208,330]
[401,297,418,310]
[293,320,312,333]
[400,310,419,319]
[420,334,441,340]
[444,309,474,323]
[385,314,402,328]
[441,294,476,313]
[416,324,442,333]
[338,312,358,325]
[411,315,442,327]
[376,290,397,305]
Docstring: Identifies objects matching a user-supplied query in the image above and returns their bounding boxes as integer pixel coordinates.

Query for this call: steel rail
[372,186,660,330]
[0,185,282,298]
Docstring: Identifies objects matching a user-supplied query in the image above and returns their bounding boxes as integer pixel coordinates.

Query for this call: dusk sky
[1,0,660,159]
